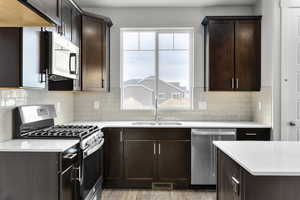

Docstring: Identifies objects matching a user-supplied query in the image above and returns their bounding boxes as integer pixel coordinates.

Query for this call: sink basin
[158,122,183,126]
[131,121,183,126]
[132,122,157,126]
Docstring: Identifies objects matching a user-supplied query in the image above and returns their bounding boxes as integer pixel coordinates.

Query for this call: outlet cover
[93,101,100,110]
[198,101,207,110]
[56,102,61,113]
[258,102,262,112]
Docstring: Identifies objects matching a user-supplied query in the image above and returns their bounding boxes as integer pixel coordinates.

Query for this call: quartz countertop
[0,139,79,152]
[214,141,300,176]
[70,121,271,129]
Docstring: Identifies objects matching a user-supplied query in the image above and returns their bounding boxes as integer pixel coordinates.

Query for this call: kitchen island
[213,141,300,200]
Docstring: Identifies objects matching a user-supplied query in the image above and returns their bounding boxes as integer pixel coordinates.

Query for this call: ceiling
[74,0,257,8]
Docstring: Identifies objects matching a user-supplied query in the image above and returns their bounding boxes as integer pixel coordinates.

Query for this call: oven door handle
[83,138,104,158]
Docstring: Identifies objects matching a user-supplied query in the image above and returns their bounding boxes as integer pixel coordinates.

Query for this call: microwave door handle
[69,53,77,74]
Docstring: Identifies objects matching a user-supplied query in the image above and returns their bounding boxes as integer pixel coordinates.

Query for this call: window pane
[123,32,138,50]
[158,50,191,109]
[159,33,173,49]
[123,51,155,109]
[174,33,189,49]
[140,32,155,50]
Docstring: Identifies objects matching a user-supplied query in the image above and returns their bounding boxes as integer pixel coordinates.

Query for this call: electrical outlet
[258,102,262,112]
[56,102,61,113]
[93,101,100,110]
[198,101,207,110]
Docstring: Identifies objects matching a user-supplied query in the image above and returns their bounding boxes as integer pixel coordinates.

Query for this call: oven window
[83,148,103,197]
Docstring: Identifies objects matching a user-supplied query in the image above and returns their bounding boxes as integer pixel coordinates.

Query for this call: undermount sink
[131,121,183,126]
[131,122,157,126]
[158,122,183,126]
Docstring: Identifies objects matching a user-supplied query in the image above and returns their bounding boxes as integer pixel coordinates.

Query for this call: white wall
[253,0,281,140]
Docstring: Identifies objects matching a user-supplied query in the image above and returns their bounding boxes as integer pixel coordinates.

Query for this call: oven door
[81,138,104,200]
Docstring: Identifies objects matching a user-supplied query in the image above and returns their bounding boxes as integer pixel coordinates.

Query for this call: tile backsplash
[0,86,272,142]
[0,89,74,141]
[74,87,258,122]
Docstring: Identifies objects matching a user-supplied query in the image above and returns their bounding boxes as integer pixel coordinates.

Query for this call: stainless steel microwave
[41,31,79,80]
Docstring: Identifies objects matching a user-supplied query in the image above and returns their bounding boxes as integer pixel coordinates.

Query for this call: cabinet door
[25,0,60,25]
[103,128,124,182]
[61,0,72,41]
[209,20,235,91]
[158,140,190,182]
[71,8,81,46]
[235,20,261,91]
[218,150,241,200]
[82,15,107,91]
[0,28,21,87]
[22,27,45,88]
[124,140,156,182]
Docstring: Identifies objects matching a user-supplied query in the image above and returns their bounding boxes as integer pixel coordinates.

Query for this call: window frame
[120,27,194,111]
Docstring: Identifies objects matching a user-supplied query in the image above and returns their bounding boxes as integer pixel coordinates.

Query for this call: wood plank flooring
[102,189,216,200]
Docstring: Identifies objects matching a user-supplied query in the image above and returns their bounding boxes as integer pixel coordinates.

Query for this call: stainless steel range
[13,105,104,200]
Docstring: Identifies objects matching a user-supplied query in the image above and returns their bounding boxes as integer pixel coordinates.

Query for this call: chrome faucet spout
[154,95,159,123]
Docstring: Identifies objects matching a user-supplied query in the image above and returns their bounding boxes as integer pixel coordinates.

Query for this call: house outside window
[121,28,194,110]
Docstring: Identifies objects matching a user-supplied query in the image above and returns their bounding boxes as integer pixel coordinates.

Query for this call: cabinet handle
[154,143,156,155]
[231,78,234,89]
[120,130,123,142]
[231,176,240,195]
[245,133,257,136]
[158,143,161,155]
[236,78,239,89]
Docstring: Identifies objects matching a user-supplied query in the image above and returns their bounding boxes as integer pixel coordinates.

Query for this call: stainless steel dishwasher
[191,129,236,185]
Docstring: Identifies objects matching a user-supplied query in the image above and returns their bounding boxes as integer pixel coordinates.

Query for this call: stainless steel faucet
[154,95,159,122]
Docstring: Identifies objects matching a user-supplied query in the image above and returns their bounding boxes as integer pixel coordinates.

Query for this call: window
[121,28,193,110]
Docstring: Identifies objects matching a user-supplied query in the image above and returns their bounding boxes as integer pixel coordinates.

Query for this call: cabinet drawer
[124,128,190,141]
[236,128,270,141]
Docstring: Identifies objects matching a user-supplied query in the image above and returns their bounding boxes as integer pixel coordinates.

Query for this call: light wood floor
[102,189,216,200]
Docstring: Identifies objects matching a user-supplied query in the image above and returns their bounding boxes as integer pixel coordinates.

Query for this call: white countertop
[70,121,271,129]
[214,141,300,176]
[0,139,79,152]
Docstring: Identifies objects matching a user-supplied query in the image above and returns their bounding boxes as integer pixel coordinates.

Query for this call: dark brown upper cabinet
[58,0,82,46]
[71,8,81,47]
[23,0,61,25]
[0,27,45,88]
[202,16,262,91]
[82,14,112,92]
[60,0,72,41]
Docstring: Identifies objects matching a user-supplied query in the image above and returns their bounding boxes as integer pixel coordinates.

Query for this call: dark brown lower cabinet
[124,140,156,182]
[103,128,124,187]
[103,128,191,188]
[217,150,300,200]
[158,140,190,182]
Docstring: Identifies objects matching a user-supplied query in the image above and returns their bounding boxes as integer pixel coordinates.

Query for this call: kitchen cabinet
[103,128,190,188]
[124,140,156,182]
[19,0,61,25]
[202,16,261,91]
[59,0,81,46]
[0,27,45,88]
[217,149,300,200]
[158,140,190,182]
[82,14,112,91]
[61,0,72,41]
[217,151,241,200]
[236,128,271,141]
[0,150,79,200]
[103,128,124,187]
[71,8,81,46]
